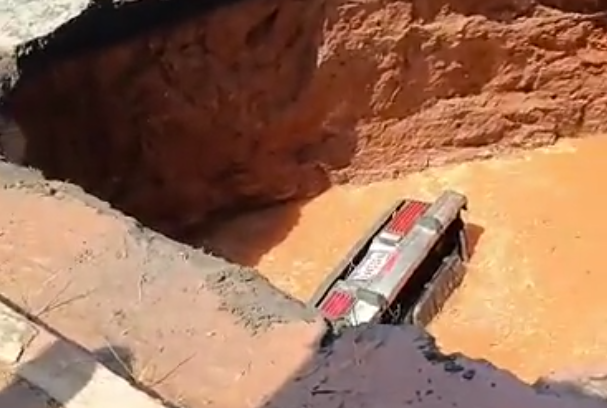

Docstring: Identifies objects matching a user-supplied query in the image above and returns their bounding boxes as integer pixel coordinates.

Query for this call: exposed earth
[4,0,607,237]
[3,0,607,407]
[204,134,607,382]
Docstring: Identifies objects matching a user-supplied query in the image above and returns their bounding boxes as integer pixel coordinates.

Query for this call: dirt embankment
[2,0,607,237]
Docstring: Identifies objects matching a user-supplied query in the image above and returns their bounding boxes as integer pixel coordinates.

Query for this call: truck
[310,190,469,331]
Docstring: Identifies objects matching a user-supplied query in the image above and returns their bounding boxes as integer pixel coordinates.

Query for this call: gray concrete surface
[0,0,88,94]
[0,0,243,99]
[0,369,61,408]
[0,300,167,408]
[0,0,89,46]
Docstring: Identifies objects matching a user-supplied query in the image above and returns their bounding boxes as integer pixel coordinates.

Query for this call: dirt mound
[3,0,607,236]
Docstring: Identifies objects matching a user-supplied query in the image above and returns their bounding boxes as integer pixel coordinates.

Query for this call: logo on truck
[349,250,394,281]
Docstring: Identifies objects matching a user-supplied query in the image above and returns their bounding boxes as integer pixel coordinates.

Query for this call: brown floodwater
[206,135,607,382]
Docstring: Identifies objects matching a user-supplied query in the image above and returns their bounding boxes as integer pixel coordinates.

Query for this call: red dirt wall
[7,0,607,235]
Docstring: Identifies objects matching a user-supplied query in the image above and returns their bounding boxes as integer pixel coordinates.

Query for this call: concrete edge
[0,159,318,332]
[0,299,169,408]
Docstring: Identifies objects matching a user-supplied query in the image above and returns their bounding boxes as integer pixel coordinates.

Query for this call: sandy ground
[205,134,607,383]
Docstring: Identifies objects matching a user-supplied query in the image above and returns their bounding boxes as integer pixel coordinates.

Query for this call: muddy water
[206,135,607,382]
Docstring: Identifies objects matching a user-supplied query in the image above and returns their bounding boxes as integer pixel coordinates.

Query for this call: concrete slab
[0,0,88,94]
[0,300,167,408]
[0,366,61,408]
[0,161,324,408]
[0,0,89,46]
[0,301,37,364]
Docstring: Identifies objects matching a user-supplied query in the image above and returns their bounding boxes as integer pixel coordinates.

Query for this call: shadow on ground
[259,326,607,408]
[0,343,134,408]
[466,222,485,257]
[190,199,310,267]
[196,205,484,272]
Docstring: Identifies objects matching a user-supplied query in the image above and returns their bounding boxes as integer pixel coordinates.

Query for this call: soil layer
[4,0,607,236]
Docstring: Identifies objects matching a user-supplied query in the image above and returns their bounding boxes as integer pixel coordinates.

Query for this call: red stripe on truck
[384,201,430,237]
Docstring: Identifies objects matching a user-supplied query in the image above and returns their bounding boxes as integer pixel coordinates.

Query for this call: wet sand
[206,135,607,382]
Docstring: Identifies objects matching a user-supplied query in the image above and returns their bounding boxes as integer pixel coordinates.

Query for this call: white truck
[310,190,469,330]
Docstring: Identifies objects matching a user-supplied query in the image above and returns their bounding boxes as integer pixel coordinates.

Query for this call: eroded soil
[204,134,607,382]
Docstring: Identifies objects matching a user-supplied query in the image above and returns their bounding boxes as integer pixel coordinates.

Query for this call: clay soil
[8,0,607,238]
[204,134,607,383]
